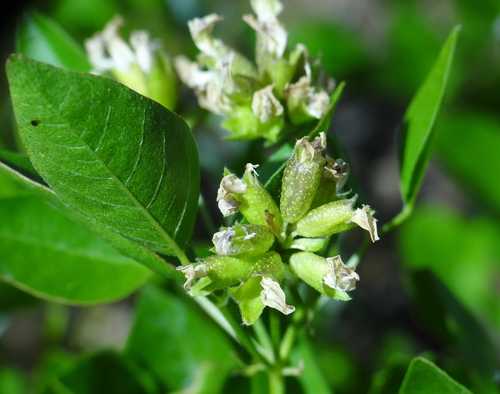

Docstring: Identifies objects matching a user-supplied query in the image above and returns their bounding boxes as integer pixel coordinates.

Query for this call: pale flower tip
[350,205,380,243]
[260,277,295,315]
[216,174,247,216]
[177,264,207,291]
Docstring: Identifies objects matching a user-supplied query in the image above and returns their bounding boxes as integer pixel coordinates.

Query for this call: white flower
[216,174,247,216]
[187,13,228,59]
[251,84,284,123]
[177,264,207,291]
[85,15,156,74]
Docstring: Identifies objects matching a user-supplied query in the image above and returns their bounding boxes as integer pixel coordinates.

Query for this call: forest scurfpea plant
[1,0,461,391]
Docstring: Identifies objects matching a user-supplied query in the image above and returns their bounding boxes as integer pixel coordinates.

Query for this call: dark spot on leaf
[31,120,39,126]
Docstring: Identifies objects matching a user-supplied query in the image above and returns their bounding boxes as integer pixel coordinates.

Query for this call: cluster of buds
[174,0,334,145]
[178,132,379,325]
[85,15,177,110]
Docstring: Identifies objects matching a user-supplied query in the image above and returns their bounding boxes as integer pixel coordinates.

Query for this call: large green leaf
[6,54,199,260]
[398,26,460,208]
[0,195,151,304]
[399,357,472,394]
[16,10,91,72]
[125,285,237,392]
[0,159,181,279]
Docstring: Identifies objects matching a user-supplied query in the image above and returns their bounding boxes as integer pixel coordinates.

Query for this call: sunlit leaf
[399,357,472,394]
[0,195,151,304]
[399,26,460,207]
[6,54,199,261]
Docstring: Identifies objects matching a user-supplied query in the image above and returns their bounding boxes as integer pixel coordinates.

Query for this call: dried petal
[323,256,359,292]
[260,277,295,315]
[216,174,247,216]
[251,84,284,123]
[350,205,380,242]
[177,264,207,291]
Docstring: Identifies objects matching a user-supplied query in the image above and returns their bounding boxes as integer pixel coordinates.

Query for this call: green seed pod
[249,251,285,282]
[212,223,274,257]
[289,252,359,300]
[240,164,283,231]
[280,133,327,223]
[296,196,357,238]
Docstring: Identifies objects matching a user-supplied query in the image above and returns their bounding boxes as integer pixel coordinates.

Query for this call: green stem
[253,319,275,363]
[381,204,413,234]
[268,369,285,394]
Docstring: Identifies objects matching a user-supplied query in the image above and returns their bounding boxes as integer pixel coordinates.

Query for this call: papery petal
[188,13,227,59]
[177,264,207,291]
[216,174,247,216]
[323,256,359,292]
[130,30,154,73]
[173,55,214,90]
[260,277,295,315]
[350,205,380,242]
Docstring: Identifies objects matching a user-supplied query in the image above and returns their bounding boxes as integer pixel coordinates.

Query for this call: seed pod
[212,223,274,257]
[280,132,327,223]
[296,196,357,238]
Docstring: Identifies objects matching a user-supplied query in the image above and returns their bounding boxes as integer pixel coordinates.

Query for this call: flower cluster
[85,15,177,110]
[178,132,379,325]
[174,0,334,145]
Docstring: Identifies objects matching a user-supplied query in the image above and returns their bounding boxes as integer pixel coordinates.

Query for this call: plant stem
[268,369,285,394]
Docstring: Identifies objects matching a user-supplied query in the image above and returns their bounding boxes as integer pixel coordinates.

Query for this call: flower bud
[228,252,293,325]
[280,133,327,223]
[217,165,283,234]
[212,223,274,257]
[289,252,359,300]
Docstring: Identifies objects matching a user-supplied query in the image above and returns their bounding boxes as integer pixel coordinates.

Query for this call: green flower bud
[177,255,253,293]
[229,252,294,325]
[212,223,274,257]
[289,236,329,252]
[280,132,327,223]
[217,165,283,235]
[289,252,359,300]
[296,196,357,237]
[296,197,380,242]
[310,157,349,209]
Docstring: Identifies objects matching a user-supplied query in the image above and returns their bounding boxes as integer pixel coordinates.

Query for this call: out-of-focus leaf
[399,357,472,394]
[436,111,500,215]
[398,26,460,209]
[57,351,153,394]
[0,369,26,394]
[410,270,499,381]
[399,205,500,328]
[0,281,38,312]
[17,11,91,72]
[0,195,151,304]
[368,353,413,394]
[0,159,180,279]
[125,285,237,392]
[6,55,199,261]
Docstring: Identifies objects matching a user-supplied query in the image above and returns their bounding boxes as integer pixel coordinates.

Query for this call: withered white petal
[260,277,295,315]
[130,30,154,73]
[216,174,247,217]
[250,0,284,20]
[177,264,207,291]
[243,14,287,58]
[212,229,236,255]
[251,84,284,123]
[323,256,359,292]
[187,13,226,58]
[173,55,214,90]
[350,205,380,242]
[306,90,330,119]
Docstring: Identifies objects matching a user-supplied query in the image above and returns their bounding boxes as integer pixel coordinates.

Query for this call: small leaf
[6,54,199,259]
[0,195,151,305]
[399,26,460,207]
[17,11,91,72]
[125,285,237,392]
[399,357,472,394]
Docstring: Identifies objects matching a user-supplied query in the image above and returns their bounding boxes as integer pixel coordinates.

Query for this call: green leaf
[0,159,181,279]
[0,369,26,394]
[399,26,460,208]
[125,285,237,392]
[17,10,91,72]
[399,357,472,394]
[0,195,151,304]
[6,54,199,261]
[436,110,500,215]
